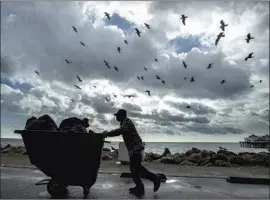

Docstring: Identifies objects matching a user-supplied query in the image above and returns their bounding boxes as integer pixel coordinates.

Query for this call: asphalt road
[1,167,269,199]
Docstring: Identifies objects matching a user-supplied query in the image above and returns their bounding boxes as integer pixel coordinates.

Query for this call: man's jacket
[106,117,144,156]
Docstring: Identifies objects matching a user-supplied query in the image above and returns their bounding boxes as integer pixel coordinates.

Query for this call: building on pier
[239,134,270,148]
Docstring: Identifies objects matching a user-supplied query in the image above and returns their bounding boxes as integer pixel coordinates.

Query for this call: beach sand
[1,154,268,179]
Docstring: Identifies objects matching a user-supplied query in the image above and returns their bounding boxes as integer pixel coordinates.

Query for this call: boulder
[185,147,201,157]
[180,160,197,166]
[25,115,58,131]
[161,148,171,157]
[186,153,203,164]
[209,154,228,163]
[1,144,13,153]
[102,154,114,161]
[214,160,230,167]
[160,156,177,164]
[249,153,267,166]
[172,153,186,164]
[58,117,89,133]
[145,152,162,161]
[217,149,236,157]
[199,156,211,166]
[229,156,248,165]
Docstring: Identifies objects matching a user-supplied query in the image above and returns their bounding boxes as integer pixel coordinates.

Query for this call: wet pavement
[1,167,269,199]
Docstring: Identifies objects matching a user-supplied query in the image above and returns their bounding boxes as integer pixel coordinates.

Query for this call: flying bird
[104,12,110,20]
[141,76,144,80]
[145,90,151,96]
[250,85,254,88]
[80,42,86,47]
[186,106,191,109]
[190,77,195,82]
[114,66,119,72]
[65,59,72,64]
[220,80,226,84]
[246,33,254,43]
[77,75,83,82]
[124,40,128,45]
[207,63,213,69]
[184,77,187,80]
[117,47,121,53]
[220,20,228,31]
[34,70,40,76]
[74,85,82,90]
[215,32,225,46]
[105,97,111,102]
[161,80,166,85]
[137,76,141,80]
[93,85,97,88]
[104,60,110,69]
[156,75,161,80]
[113,95,117,98]
[144,23,150,29]
[72,26,77,33]
[183,61,187,69]
[70,99,75,103]
[154,58,158,62]
[245,53,254,61]
[124,94,136,98]
[181,14,188,25]
[144,67,148,71]
[42,105,48,108]
[259,80,262,83]
[135,28,141,37]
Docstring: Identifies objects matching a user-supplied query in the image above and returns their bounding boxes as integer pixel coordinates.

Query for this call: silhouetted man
[103,109,161,196]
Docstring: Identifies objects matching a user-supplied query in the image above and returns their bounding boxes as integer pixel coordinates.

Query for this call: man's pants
[129,151,157,188]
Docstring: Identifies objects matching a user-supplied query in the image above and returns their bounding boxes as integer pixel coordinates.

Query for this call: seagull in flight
[117,47,121,53]
[259,80,262,83]
[183,61,187,69]
[113,95,117,98]
[141,76,144,80]
[105,97,111,102]
[156,75,161,80]
[114,66,119,72]
[245,53,254,61]
[144,23,150,29]
[65,59,72,64]
[220,20,228,31]
[181,14,188,25]
[104,12,110,20]
[190,77,195,82]
[145,90,151,96]
[220,80,226,85]
[186,105,191,109]
[124,40,128,45]
[80,42,86,47]
[74,85,82,90]
[246,33,254,43]
[144,67,148,71]
[124,94,136,98]
[70,99,75,103]
[137,76,141,80]
[154,58,158,62]
[250,85,254,88]
[34,70,40,76]
[77,75,83,82]
[72,26,77,33]
[161,80,166,85]
[135,28,141,37]
[207,63,213,69]
[215,32,225,46]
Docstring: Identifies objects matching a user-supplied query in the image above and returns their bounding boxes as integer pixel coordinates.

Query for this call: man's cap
[114,109,127,116]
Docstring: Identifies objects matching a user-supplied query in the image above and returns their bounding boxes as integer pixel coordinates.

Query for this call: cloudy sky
[1,1,269,142]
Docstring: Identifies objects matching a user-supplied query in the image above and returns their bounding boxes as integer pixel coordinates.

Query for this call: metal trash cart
[14,130,106,197]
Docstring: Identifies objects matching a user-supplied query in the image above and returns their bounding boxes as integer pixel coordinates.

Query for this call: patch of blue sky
[1,76,33,93]
[104,12,135,37]
[167,35,207,54]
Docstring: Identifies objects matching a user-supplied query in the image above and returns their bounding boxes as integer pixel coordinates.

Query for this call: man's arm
[105,118,130,137]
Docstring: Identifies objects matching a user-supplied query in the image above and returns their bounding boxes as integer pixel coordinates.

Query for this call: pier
[239,134,270,149]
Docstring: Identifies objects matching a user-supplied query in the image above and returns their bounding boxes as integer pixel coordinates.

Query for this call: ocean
[1,138,268,154]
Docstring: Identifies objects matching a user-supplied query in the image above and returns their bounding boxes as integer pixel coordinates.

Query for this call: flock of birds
[33,12,264,110]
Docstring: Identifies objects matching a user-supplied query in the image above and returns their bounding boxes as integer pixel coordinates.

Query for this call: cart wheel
[47,179,67,197]
[83,186,90,197]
